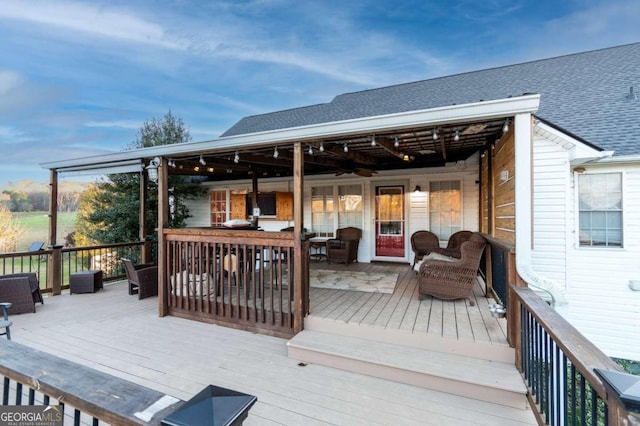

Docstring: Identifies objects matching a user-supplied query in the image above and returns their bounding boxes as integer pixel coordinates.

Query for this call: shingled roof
[222,43,640,156]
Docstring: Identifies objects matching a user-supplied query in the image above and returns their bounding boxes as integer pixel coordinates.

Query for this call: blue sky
[1,0,638,188]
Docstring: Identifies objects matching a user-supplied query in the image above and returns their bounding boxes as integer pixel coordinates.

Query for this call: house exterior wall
[530,131,640,361]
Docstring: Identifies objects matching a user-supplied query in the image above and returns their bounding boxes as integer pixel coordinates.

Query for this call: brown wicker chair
[418,233,486,305]
[326,227,362,265]
[0,272,44,305]
[0,277,36,314]
[431,230,474,259]
[410,230,440,269]
[122,258,158,300]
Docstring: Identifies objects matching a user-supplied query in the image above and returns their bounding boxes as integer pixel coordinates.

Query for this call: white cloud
[84,120,141,130]
[0,0,187,50]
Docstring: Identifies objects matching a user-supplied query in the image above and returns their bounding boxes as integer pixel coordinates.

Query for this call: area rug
[310,269,398,293]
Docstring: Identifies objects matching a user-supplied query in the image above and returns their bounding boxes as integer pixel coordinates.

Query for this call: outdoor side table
[69,270,103,294]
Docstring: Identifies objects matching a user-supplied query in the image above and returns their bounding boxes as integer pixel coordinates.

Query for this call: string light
[273,146,279,159]
[199,155,206,166]
[319,142,324,152]
[394,137,400,148]
[371,135,376,146]
[454,129,460,142]
[343,143,349,153]
[308,145,313,155]
[233,151,240,163]
[432,128,439,140]
[503,119,510,133]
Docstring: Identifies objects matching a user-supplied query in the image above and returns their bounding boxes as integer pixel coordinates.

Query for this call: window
[210,191,227,226]
[578,173,622,247]
[429,180,462,240]
[311,186,334,237]
[338,184,363,229]
[311,184,363,237]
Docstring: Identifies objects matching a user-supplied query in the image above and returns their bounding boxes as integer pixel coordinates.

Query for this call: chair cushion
[413,252,457,272]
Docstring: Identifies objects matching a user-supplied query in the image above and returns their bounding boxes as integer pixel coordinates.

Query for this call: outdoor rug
[310,269,398,294]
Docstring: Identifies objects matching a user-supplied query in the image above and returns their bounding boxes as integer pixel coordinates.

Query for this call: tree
[0,204,23,253]
[74,111,204,245]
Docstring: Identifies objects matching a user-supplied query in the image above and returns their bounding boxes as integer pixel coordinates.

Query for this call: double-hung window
[311,184,363,237]
[578,173,622,247]
[429,180,462,241]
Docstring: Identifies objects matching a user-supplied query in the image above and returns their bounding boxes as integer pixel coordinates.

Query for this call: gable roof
[222,43,640,156]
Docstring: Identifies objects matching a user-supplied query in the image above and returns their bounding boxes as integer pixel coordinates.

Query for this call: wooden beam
[323,144,378,165]
[158,158,169,317]
[293,142,304,333]
[48,169,58,246]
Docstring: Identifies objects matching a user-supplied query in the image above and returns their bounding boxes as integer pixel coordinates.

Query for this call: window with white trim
[311,184,363,236]
[429,180,462,241]
[578,173,622,247]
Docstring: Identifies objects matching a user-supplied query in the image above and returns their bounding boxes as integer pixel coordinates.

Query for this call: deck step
[303,315,515,363]
[287,330,528,409]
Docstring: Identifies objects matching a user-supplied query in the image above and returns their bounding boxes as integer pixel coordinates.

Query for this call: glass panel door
[375,185,405,257]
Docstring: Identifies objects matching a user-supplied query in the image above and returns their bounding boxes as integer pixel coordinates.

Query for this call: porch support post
[293,142,305,333]
[140,170,150,264]
[48,170,58,247]
[48,169,62,295]
[157,158,169,316]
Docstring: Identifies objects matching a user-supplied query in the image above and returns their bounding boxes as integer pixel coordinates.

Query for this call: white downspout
[514,113,568,306]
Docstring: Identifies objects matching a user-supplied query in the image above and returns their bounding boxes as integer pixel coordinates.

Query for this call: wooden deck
[8,271,536,425]
[308,261,510,358]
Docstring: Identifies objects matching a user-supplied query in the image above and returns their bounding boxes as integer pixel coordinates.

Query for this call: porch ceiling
[169,117,509,180]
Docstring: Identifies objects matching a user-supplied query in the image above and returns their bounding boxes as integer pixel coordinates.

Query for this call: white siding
[561,166,640,361]
[532,131,640,361]
[531,136,569,287]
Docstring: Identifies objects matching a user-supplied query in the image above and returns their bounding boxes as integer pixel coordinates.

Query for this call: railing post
[48,244,63,296]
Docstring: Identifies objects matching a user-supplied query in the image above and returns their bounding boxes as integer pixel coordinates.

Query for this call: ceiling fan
[335,168,377,177]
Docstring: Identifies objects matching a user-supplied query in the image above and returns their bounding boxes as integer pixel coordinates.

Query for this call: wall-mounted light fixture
[146,157,161,184]
[414,185,422,192]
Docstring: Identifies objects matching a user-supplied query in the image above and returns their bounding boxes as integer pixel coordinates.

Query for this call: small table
[70,270,103,294]
[309,237,329,261]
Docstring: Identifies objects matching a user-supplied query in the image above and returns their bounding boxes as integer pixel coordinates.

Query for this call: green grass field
[13,211,77,251]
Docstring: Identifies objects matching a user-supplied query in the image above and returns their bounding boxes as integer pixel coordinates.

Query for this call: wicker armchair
[410,230,440,269]
[326,227,362,265]
[0,272,44,305]
[0,277,36,314]
[418,233,486,305]
[431,230,474,259]
[122,258,158,300]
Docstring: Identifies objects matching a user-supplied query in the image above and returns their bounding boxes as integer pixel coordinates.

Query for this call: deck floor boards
[7,261,532,425]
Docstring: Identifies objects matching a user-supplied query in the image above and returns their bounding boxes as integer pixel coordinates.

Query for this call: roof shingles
[222,43,640,156]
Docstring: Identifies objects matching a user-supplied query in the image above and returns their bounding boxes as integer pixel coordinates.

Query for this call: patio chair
[410,230,440,269]
[0,272,44,305]
[431,230,474,259]
[418,233,486,305]
[0,277,36,314]
[0,302,12,339]
[121,258,158,300]
[326,227,362,265]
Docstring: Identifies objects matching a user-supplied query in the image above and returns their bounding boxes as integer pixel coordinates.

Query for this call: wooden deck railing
[162,228,309,339]
[0,339,183,425]
[0,240,156,295]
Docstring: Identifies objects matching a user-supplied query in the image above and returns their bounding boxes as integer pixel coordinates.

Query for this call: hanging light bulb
[343,143,349,153]
[273,146,279,159]
[308,145,313,155]
[454,129,460,142]
[199,155,206,166]
[233,151,240,163]
[432,128,439,140]
[394,137,400,148]
[371,135,376,146]
[319,141,324,152]
[503,119,510,133]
